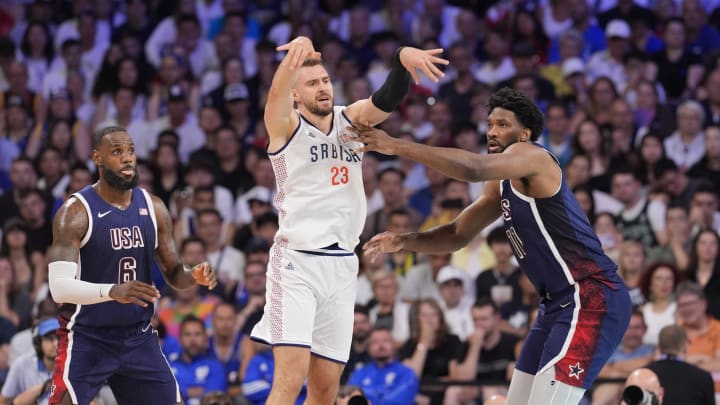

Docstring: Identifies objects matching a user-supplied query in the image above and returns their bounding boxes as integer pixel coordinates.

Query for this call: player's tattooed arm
[47,198,87,262]
[151,194,198,289]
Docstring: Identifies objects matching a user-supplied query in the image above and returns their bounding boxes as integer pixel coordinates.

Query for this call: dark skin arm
[364,180,503,258]
[47,198,160,307]
[151,194,218,290]
[351,122,552,184]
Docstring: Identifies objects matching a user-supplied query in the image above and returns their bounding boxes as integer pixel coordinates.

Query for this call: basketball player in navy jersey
[359,88,632,404]
[249,36,448,405]
[46,126,218,405]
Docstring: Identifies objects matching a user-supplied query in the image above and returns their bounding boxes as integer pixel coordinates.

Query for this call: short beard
[103,166,138,190]
[305,99,333,116]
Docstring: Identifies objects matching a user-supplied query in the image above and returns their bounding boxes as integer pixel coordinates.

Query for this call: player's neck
[94,181,133,208]
[299,107,333,134]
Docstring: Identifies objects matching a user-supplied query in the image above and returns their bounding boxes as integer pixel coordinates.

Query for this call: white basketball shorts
[250,243,358,363]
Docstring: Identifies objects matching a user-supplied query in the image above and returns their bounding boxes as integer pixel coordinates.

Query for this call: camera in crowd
[622,385,660,405]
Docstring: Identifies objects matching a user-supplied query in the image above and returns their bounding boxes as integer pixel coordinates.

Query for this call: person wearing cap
[224,82,253,138]
[436,265,474,340]
[151,83,205,163]
[0,317,59,405]
[586,19,632,92]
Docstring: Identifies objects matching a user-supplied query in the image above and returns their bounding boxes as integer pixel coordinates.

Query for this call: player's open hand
[398,47,449,84]
[276,36,321,70]
[363,231,405,263]
[109,280,160,307]
[348,122,399,155]
[191,262,218,290]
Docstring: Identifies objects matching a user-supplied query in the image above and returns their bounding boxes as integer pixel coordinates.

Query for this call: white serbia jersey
[270,106,367,251]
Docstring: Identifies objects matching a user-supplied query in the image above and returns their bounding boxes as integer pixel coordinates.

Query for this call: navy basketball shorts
[50,321,181,405]
[515,276,632,389]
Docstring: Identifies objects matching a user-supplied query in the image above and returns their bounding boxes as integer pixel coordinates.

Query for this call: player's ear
[521,128,532,142]
[92,149,102,167]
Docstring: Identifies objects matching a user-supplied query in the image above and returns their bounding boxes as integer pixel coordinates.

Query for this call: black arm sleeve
[370,47,411,113]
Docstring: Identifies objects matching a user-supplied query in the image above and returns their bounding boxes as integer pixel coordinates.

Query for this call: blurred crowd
[2,0,720,404]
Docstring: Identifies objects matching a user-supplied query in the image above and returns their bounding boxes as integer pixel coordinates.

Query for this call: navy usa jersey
[58,185,158,329]
[499,150,619,297]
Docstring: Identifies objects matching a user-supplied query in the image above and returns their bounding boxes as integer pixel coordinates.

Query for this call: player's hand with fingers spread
[191,262,218,290]
[109,280,160,307]
[276,36,321,70]
[348,122,400,155]
[363,231,405,263]
[398,47,449,84]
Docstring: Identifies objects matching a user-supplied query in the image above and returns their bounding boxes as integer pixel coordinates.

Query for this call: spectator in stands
[587,20,631,92]
[400,252,452,305]
[594,212,624,263]
[688,126,720,196]
[675,281,720,388]
[368,270,411,346]
[687,183,720,235]
[0,95,33,166]
[8,296,57,366]
[170,315,227,404]
[612,166,666,250]
[647,324,715,405]
[686,229,720,319]
[349,327,419,405]
[475,30,514,88]
[538,101,574,169]
[617,240,648,306]
[0,256,31,332]
[363,168,423,243]
[447,298,519,404]
[208,302,242,393]
[0,317,58,405]
[214,126,253,199]
[665,100,706,170]
[1,217,45,300]
[639,262,679,345]
[35,146,69,200]
[17,188,52,255]
[196,208,245,299]
[475,226,522,320]
[341,305,373,385]
[436,265,473,340]
[609,98,639,156]
[682,0,720,55]
[635,133,667,188]
[648,204,691,270]
[655,158,704,208]
[437,42,481,122]
[593,309,655,405]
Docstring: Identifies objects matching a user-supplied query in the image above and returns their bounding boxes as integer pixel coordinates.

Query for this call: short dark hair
[301,58,324,68]
[488,87,545,141]
[93,126,127,149]
[180,235,206,253]
[196,208,223,223]
[658,324,687,355]
[180,314,205,332]
[473,296,499,313]
[377,167,405,182]
[486,226,508,246]
[653,158,678,180]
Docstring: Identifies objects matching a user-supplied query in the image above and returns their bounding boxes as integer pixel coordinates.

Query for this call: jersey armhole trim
[267,117,302,156]
[139,189,159,249]
[70,194,93,248]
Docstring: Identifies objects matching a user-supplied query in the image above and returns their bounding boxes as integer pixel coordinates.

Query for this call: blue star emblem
[569,362,584,379]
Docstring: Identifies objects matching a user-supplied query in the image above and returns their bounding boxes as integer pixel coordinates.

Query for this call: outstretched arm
[364,181,502,258]
[352,123,547,182]
[47,198,159,306]
[344,47,448,125]
[265,36,319,147]
[152,194,217,290]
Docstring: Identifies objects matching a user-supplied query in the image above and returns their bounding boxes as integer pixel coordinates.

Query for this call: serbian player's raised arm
[344,47,448,126]
[151,194,217,290]
[264,37,318,149]
[47,198,119,304]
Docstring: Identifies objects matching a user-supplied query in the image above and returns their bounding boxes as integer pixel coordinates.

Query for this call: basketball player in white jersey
[249,36,448,404]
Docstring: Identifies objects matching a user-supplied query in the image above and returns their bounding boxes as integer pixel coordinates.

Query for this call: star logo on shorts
[568,362,584,380]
